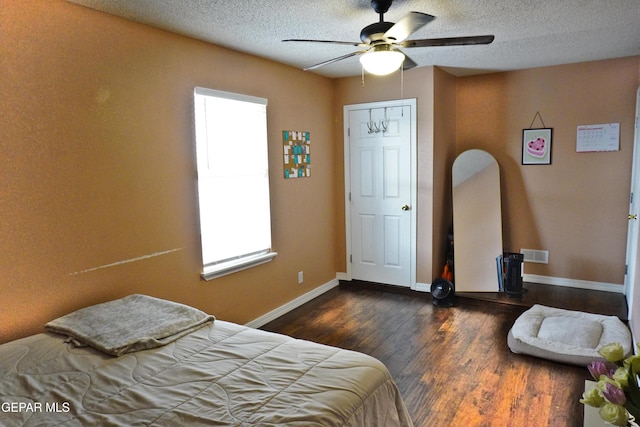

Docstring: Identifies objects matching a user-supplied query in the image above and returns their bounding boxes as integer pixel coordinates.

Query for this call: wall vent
[520,249,549,264]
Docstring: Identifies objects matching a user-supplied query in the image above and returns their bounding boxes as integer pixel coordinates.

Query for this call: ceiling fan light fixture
[359,45,405,76]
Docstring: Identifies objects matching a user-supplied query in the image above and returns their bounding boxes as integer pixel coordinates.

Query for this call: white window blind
[193,87,276,280]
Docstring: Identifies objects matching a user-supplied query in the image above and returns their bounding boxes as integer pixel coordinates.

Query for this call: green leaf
[626,373,640,419]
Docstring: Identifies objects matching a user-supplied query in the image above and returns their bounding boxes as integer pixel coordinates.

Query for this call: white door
[344,100,416,288]
[624,87,640,321]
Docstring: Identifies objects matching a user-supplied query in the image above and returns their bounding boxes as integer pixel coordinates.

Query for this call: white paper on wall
[576,123,620,152]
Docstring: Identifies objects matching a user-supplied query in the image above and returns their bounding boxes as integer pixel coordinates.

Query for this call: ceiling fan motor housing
[360,21,395,44]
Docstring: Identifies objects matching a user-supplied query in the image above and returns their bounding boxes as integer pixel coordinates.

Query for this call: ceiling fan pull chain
[400,65,404,115]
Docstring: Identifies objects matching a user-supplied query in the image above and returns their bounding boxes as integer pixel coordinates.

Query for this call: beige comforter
[0,320,413,426]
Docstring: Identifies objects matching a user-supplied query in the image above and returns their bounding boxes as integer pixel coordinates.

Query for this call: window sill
[201,251,278,281]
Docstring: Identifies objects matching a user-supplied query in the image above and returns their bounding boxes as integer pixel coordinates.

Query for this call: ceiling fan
[283,0,494,75]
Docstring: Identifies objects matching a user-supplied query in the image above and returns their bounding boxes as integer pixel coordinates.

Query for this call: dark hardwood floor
[459,281,628,320]
[261,280,628,427]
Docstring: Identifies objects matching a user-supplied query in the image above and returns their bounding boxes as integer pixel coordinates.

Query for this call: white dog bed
[507,304,631,366]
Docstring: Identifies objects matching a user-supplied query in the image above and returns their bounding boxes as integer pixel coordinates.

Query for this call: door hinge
[626,264,629,275]
[347,127,350,137]
[350,254,352,263]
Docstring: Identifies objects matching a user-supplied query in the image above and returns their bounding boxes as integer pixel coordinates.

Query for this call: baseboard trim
[335,274,622,295]
[245,274,623,329]
[523,274,624,294]
[245,278,340,329]
[415,282,431,292]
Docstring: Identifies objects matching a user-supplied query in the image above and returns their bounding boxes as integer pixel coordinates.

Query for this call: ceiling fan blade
[402,53,418,71]
[401,35,495,48]
[283,39,363,47]
[384,12,435,43]
[303,51,366,71]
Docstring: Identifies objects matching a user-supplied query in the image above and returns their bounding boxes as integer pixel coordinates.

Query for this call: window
[193,87,276,280]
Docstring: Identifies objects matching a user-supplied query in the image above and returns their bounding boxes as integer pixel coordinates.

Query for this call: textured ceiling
[66,0,640,78]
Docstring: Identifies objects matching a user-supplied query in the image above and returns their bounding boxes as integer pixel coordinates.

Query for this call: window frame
[193,87,276,281]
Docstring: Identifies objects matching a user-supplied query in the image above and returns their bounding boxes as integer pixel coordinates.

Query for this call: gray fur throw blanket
[46,294,215,356]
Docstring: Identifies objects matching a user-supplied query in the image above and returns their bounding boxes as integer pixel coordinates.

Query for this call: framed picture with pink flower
[522,128,552,165]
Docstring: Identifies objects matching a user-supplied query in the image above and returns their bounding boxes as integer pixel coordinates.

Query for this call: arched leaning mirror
[452,149,503,292]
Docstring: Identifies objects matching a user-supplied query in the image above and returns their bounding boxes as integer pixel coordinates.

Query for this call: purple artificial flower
[588,361,609,380]
[603,382,627,406]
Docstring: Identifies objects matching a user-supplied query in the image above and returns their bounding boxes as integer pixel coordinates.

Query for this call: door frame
[624,86,640,324]
[343,99,418,289]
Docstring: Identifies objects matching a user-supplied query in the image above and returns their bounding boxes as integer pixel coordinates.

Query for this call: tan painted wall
[432,68,458,278]
[3,1,639,345]
[0,0,337,343]
[333,57,640,290]
[456,57,640,286]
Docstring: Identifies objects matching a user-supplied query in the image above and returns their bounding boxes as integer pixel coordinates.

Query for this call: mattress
[0,320,412,426]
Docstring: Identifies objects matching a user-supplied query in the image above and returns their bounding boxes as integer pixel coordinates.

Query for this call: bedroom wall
[456,57,640,287]
[333,57,640,290]
[432,68,458,278]
[0,0,338,343]
[3,2,639,345]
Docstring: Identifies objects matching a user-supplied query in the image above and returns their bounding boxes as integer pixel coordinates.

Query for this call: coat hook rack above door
[367,108,390,134]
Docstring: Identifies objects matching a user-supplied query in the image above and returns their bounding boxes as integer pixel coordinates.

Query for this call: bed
[0,295,412,426]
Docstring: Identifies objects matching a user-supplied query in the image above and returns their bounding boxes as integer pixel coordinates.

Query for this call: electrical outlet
[298,271,304,284]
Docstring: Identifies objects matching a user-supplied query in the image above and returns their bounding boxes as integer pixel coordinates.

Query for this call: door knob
[630,214,638,220]
[402,205,411,211]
